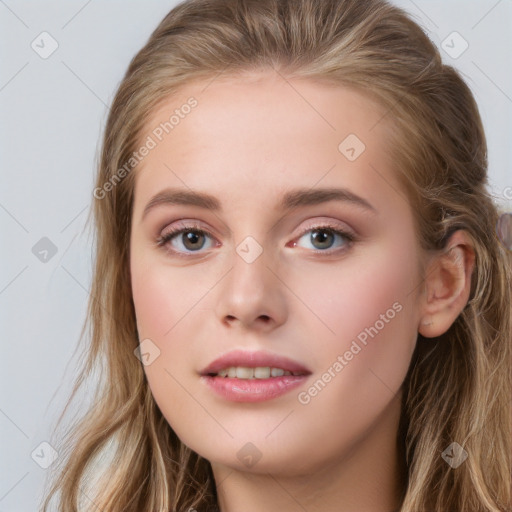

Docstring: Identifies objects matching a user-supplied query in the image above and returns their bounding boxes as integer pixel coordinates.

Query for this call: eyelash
[155,221,356,258]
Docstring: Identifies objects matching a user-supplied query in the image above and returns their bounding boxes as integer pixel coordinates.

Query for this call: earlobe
[418,230,475,338]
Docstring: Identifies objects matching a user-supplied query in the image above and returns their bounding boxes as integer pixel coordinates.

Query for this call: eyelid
[293,218,356,240]
[159,220,213,239]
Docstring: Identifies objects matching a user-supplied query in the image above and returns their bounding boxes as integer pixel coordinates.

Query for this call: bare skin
[129,69,474,512]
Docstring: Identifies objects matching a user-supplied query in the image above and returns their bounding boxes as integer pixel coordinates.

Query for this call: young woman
[42,0,512,510]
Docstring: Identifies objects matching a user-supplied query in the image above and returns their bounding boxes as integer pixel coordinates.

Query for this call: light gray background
[1,1,511,510]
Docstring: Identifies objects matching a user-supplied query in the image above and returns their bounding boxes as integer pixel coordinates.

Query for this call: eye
[156,221,355,258]
[156,222,217,257]
[292,223,354,253]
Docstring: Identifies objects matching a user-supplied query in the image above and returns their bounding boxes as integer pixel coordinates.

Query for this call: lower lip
[201,375,309,402]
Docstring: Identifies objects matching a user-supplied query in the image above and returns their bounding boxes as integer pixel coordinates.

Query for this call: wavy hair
[41,0,511,510]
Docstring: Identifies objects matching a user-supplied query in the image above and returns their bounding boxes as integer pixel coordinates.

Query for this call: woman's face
[129,70,424,476]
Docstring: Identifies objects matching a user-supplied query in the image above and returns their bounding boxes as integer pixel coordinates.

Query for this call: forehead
[143,70,388,155]
[133,70,406,219]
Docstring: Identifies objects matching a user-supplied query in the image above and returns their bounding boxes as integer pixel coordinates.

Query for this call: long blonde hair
[41,0,512,510]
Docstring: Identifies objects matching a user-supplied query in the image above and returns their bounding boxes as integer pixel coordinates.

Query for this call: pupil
[183,231,204,250]
[311,229,334,249]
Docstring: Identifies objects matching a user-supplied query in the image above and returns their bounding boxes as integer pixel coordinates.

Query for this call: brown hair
[41,0,512,510]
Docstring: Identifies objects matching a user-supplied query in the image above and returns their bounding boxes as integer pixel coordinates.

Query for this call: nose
[214,242,288,332]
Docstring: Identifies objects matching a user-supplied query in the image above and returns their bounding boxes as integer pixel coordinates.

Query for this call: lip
[199,350,312,403]
[201,375,309,402]
[200,349,311,376]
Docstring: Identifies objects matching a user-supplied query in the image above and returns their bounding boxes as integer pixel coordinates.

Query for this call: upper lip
[200,350,312,376]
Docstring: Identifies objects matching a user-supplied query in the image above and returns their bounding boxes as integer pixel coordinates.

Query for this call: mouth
[199,350,311,402]
[207,366,307,379]
[200,349,311,378]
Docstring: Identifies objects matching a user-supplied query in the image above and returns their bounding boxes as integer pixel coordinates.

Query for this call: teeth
[214,366,300,379]
[254,367,270,379]
[236,367,254,379]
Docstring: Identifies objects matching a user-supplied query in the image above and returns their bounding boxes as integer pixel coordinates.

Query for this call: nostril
[223,314,271,325]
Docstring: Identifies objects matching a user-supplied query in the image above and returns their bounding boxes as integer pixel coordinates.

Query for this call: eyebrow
[142,186,377,219]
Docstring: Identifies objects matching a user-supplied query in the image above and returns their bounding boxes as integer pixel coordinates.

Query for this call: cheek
[130,253,207,339]
[285,241,419,464]
[131,269,172,338]
[290,236,421,427]
[130,254,208,436]
[295,237,420,352]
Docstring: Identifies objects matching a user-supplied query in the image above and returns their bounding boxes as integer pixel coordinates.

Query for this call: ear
[418,230,475,338]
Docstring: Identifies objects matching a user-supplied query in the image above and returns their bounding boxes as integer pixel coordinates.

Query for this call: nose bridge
[214,233,287,329]
[228,234,271,305]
